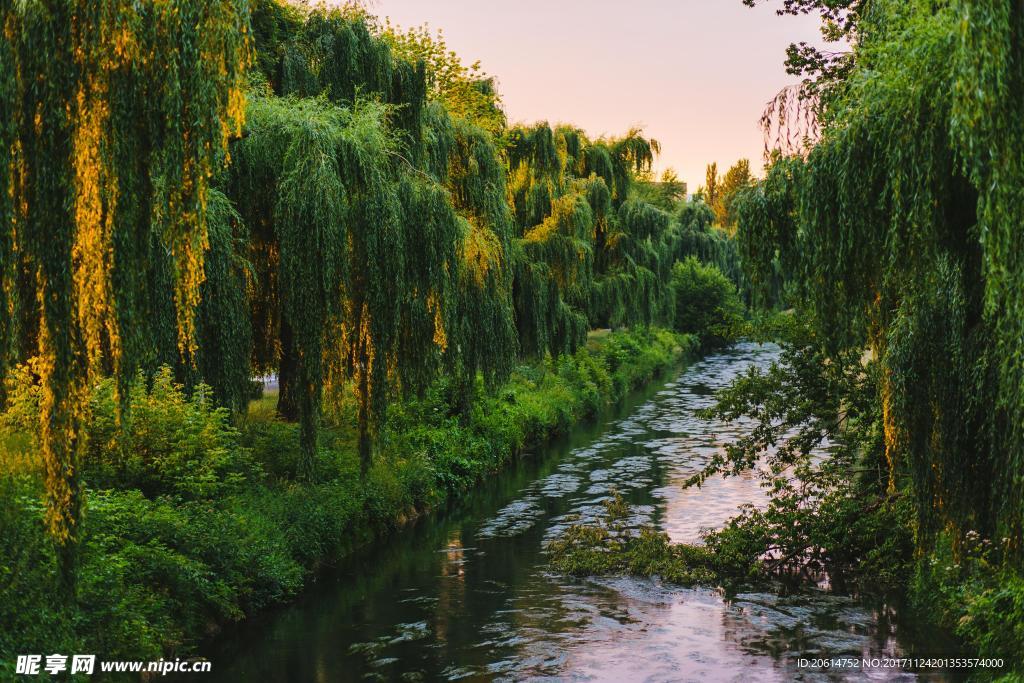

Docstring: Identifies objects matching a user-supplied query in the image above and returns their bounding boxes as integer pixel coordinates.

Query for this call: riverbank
[0,327,693,675]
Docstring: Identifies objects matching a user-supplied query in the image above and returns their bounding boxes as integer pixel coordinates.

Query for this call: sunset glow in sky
[370,0,824,191]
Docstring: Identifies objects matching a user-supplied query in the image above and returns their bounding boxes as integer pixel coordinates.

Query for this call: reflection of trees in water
[716,592,909,673]
[433,529,466,645]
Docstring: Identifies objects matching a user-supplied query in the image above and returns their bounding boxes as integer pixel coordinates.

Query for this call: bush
[3,363,261,499]
[0,477,76,680]
[85,369,261,498]
[74,489,306,660]
[912,532,1024,676]
[670,256,745,349]
[548,492,719,585]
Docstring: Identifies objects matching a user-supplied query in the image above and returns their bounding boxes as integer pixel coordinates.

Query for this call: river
[196,343,962,682]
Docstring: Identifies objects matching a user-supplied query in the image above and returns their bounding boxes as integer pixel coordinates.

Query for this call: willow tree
[382,21,507,136]
[505,123,593,356]
[737,0,1024,553]
[504,122,668,350]
[582,131,674,329]
[0,0,15,408]
[949,0,1024,548]
[226,93,462,477]
[268,8,428,154]
[0,0,250,587]
[422,104,517,410]
[194,190,254,413]
[237,9,521,473]
[675,198,745,288]
[590,199,672,328]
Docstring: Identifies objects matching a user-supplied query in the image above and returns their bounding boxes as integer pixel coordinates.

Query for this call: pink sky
[368,0,824,191]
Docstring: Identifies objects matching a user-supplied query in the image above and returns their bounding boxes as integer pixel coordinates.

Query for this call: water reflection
[195,344,961,682]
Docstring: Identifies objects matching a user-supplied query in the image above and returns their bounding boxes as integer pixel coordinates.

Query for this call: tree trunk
[358,365,372,478]
[297,379,317,481]
[277,317,299,420]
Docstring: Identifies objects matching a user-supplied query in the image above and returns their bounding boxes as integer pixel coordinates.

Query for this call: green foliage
[591,199,672,328]
[630,168,687,213]
[227,89,463,474]
[708,159,755,230]
[690,316,916,592]
[502,121,693,347]
[670,257,744,349]
[248,0,305,88]
[731,154,798,307]
[913,532,1024,675]
[237,8,745,476]
[382,21,506,135]
[948,0,1024,553]
[195,190,254,413]
[551,316,915,594]
[0,6,15,409]
[436,108,518,396]
[77,489,304,659]
[0,477,74,679]
[0,2,756,664]
[234,10,535,474]
[673,199,748,294]
[698,162,719,208]
[720,0,1024,665]
[4,364,260,500]
[268,8,428,146]
[85,372,259,499]
[548,492,720,585]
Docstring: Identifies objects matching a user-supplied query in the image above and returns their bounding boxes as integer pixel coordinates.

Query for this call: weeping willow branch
[760,84,820,158]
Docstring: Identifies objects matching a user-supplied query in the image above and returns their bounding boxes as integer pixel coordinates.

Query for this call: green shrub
[3,363,261,498]
[0,476,76,680]
[237,410,302,481]
[85,369,261,498]
[548,492,719,585]
[670,256,745,349]
[912,532,1024,676]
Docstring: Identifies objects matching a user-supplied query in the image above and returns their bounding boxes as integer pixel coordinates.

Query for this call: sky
[365,0,825,192]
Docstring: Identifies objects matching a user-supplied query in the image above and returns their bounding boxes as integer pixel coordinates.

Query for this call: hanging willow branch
[760,84,821,158]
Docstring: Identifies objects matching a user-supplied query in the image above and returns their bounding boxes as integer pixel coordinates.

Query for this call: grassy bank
[0,327,692,676]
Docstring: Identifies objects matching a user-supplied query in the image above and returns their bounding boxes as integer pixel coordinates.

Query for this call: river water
[200,343,962,682]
